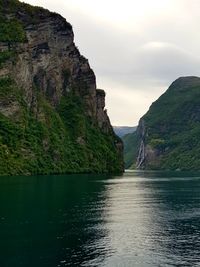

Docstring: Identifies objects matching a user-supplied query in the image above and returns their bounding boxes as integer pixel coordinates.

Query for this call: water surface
[0,171,200,266]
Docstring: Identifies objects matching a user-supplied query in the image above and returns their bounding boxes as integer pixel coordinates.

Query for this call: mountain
[136,76,200,170]
[113,126,137,169]
[121,132,139,169]
[0,0,123,175]
[113,126,137,138]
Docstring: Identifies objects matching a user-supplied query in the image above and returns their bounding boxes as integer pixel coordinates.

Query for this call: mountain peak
[169,76,200,91]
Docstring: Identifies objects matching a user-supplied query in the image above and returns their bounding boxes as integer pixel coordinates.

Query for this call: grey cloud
[132,42,200,82]
[69,13,200,89]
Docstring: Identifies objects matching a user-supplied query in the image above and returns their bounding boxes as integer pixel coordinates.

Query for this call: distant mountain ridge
[113,126,137,169]
[113,126,137,138]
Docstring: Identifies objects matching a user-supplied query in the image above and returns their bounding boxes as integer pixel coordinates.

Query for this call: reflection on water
[0,172,200,266]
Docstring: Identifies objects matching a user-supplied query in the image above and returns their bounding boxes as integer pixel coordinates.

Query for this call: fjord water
[1,172,200,267]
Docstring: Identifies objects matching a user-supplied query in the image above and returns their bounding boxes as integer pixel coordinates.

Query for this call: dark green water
[1,171,200,267]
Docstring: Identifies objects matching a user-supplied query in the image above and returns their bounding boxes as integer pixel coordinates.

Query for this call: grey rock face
[136,119,146,169]
[0,9,115,134]
[96,89,113,133]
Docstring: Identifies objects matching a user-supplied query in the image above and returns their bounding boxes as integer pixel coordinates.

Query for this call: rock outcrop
[0,0,123,175]
[135,76,200,170]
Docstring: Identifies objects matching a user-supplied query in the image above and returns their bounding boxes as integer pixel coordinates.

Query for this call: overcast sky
[23,0,200,126]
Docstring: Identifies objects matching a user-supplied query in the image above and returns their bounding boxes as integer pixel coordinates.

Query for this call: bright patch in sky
[63,0,170,24]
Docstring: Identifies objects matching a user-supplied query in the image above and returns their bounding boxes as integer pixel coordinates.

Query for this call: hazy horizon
[22,0,200,126]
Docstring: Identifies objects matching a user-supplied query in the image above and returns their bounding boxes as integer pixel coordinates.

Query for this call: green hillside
[137,76,200,170]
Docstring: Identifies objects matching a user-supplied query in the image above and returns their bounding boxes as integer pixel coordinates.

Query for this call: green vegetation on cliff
[0,78,122,175]
[137,76,200,170]
[0,18,26,44]
[0,0,123,175]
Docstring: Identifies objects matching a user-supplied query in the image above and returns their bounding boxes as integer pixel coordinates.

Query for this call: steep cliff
[136,76,200,170]
[0,0,123,175]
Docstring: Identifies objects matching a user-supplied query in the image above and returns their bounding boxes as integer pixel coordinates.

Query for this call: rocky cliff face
[136,118,162,169]
[1,2,100,121]
[0,0,123,175]
[135,76,200,170]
